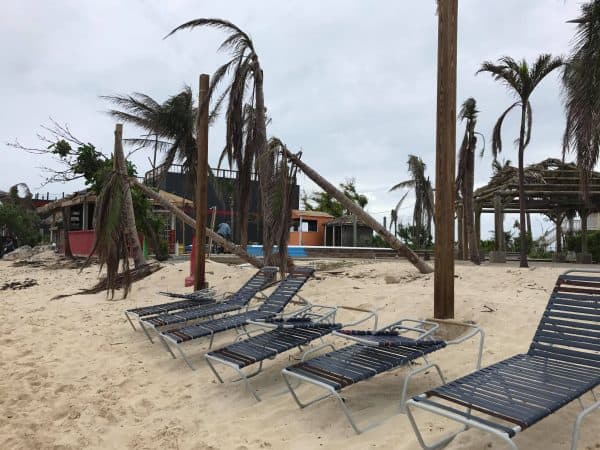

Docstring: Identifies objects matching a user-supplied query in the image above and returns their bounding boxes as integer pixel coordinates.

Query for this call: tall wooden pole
[195,74,210,290]
[434,0,458,319]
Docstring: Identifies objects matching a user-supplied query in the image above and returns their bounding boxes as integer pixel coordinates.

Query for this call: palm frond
[491,101,521,158]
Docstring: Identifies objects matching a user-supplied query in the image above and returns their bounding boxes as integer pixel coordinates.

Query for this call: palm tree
[563,1,600,201]
[389,155,435,248]
[87,124,146,298]
[166,19,278,264]
[478,54,563,267]
[283,148,433,274]
[456,97,483,264]
[103,88,208,188]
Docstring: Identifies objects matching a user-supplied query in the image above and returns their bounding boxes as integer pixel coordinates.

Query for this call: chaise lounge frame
[158,267,316,370]
[205,305,378,401]
[406,269,600,450]
[281,319,484,434]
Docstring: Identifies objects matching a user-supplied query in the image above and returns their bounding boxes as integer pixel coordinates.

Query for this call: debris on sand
[1,278,38,291]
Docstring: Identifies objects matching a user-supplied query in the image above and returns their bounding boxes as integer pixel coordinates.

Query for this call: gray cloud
[0,0,579,237]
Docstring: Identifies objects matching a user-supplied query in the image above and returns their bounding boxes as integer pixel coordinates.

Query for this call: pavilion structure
[460,158,600,261]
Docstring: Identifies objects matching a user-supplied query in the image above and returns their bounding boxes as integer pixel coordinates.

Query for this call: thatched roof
[473,158,600,214]
[326,214,369,227]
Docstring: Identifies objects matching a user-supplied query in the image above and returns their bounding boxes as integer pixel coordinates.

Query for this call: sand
[0,256,599,449]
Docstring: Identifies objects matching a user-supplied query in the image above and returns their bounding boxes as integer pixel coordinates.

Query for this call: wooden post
[195,74,210,291]
[494,194,503,251]
[555,214,563,254]
[207,206,217,259]
[434,0,458,319]
[474,202,481,256]
[456,202,464,260]
[352,214,358,247]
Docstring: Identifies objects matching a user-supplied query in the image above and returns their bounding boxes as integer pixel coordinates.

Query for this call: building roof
[326,214,370,227]
[292,209,334,219]
[473,158,600,214]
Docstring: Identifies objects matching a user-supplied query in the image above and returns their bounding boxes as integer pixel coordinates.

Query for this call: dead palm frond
[563,0,600,200]
[84,170,132,298]
[167,18,278,264]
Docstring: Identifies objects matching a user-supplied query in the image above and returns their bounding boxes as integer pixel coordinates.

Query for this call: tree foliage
[563,0,600,199]
[302,178,368,218]
[0,184,41,247]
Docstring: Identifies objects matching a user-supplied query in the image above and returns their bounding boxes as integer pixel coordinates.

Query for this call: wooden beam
[195,74,210,291]
[434,0,457,319]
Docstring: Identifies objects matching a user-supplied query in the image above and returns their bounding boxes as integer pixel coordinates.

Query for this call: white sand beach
[1,257,599,449]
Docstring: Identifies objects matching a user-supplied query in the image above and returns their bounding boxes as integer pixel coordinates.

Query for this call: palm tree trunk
[254,67,275,265]
[517,104,528,268]
[114,124,146,268]
[581,210,589,254]
[284,149,433,274]
[131,179,264,268]
[465,133,480,264]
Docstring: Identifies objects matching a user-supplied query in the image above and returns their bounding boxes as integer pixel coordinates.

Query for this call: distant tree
[456,97,484,264]
[302,178,368,217]
[563,0,600,200]
[390,155,434,248]
[0,183,41,247]
[478,54,563,267]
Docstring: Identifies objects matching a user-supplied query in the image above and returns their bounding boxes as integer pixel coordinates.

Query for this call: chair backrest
[257,266,315,315]
[228,266,279,306]
[528,270,600,369]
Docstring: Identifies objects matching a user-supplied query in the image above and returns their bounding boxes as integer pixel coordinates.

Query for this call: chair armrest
[444,323,485,369]
[337,306,379,331]
[383,319,440,340]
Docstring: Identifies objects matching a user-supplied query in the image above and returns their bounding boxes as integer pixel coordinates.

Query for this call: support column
[194,74,209,290]
[456,203,464,260]
[434,0,458,319]
[491,194,506,263]
[474,202,481,246]
[352,215,358,247]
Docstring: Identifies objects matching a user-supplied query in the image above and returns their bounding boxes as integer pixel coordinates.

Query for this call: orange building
[288,210,333,246]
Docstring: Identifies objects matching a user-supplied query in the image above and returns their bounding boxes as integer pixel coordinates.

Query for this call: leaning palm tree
[478,54,563,268]
[456,97,483,264]
[283,149,433,273]
[86,124,147,298]
[166,19,276,264]
[390,155,435,248]
[563,0,600,201]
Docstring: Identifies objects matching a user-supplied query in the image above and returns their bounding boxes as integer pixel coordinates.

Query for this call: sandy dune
[1,256,598,449]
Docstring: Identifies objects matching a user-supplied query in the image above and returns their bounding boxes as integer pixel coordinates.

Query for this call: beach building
[288,210,333,246]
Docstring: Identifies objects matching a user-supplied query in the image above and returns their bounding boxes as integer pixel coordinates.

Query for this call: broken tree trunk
[130,179,264,269]
[283,149,433,274]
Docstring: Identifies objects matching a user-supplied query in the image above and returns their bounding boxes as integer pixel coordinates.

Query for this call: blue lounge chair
[205,305,378,401]
[281,319,483,434]
[159,267,315,369]
[406,269,600,450]
[124,266,278,341]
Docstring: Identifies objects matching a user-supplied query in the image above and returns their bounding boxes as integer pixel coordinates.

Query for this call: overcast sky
[0,0,582,238]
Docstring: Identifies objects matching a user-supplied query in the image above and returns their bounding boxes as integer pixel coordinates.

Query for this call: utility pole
[195,74,210,291]
[434,0,458,319]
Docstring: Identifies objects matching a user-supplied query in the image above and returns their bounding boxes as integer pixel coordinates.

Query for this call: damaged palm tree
[85,124,147,298]
[166,18,278,264]
[283,149,433,274]
[456,98,483,264]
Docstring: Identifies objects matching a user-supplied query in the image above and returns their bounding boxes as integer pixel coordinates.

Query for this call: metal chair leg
[138,320,154,344]
[125,312,137,331]
[400,362,446,413]
[571,397,600,450]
